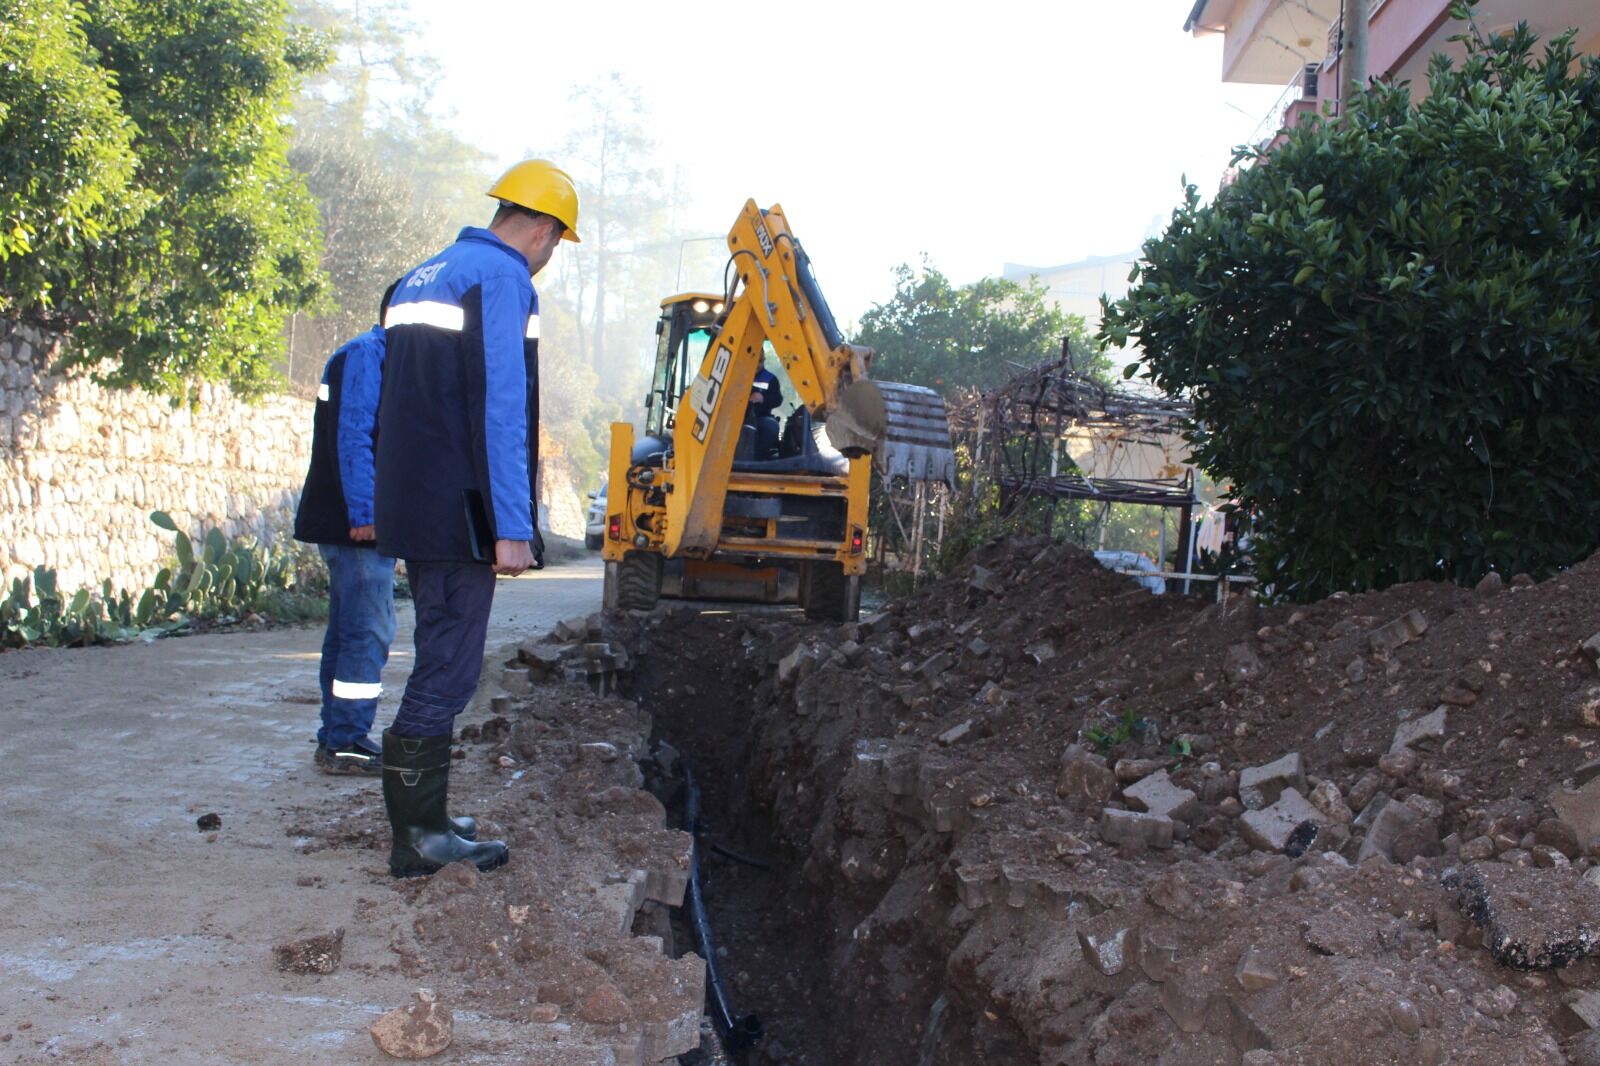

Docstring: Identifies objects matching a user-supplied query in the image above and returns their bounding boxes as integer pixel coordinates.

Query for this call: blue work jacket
[294,326,386,547]
[375,227,540,563]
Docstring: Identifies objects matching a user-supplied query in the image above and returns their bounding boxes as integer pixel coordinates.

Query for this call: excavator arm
[662,200,886,558]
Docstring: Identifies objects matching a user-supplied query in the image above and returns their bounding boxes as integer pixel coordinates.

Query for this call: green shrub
[0,510,327,649]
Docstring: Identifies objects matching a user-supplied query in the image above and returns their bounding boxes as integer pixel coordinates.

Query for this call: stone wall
[0,322,586,598]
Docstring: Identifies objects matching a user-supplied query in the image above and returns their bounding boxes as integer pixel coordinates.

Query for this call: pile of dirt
[281,679,705,1064]
[620,537,1600,1064]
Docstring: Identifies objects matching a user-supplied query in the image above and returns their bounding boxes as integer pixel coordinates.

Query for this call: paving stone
[1100,808,1175,852]
[1238,753,1305,811]
[1583,632,1600,669]
[1444,863,1600,970]
[969,565,1003,594]
[917,651,955,680]
[1138,929,1180,982]
[501,666,533,696]
[1159,967,1216,1034]
[1024,641,1055,664]
[1390,707,1447,753]
[1357,795,1441,864]
[936,720,973,746]
[1114,757,1169,784]
[1556,991,1600,1036]
[1238,788,1323,853]
[1233,950,1279,992]
[371,989,453,1059]
[1123,770,1199,821]
[1076,915,1134,976]
[552,615,588,642]
[776,644,818,685]
[965,637,991,659]
[1347,771,1383,812]
[1370,609,1429,656]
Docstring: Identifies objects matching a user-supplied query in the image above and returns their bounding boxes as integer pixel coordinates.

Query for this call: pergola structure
[954,350,1201,572]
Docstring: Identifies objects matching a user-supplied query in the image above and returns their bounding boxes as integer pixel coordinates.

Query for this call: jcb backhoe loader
[600,200,952,622]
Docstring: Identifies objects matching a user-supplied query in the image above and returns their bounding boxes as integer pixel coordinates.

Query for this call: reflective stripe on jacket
[294,326,386,547]
[375,226,540,563]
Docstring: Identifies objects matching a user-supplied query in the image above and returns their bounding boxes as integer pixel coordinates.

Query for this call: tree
[0,0,139,271]
[284,0,489,384]
[854,259,1103,392]
[1,0,329,397]
[1100,8,1600,601]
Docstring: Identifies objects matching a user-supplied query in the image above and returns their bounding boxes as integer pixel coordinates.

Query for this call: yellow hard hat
[487,159,581,242]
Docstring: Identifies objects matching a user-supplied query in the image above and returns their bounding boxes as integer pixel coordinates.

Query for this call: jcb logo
[690,341,733,442]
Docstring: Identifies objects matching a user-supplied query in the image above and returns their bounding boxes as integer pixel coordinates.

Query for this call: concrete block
[1100,808,1175,852]
[1238,788,1323,852]
[1124,770,1199,821]
[1238,753,1305,811]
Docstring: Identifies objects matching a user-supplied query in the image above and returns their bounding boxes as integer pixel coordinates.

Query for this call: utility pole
[1343,0,1369,117]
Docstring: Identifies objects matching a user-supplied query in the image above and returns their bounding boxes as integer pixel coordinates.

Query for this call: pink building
[1184,0,1599,150]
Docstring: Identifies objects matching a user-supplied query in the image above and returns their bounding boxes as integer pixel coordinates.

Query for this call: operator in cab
[747,365,783,459]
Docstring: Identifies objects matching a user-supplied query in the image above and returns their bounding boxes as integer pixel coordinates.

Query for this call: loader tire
[617,551,663,612]
[803,562,859,622]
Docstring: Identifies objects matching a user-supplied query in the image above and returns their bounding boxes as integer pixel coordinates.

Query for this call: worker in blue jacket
[293,323,396,775]
[373,159,579,879]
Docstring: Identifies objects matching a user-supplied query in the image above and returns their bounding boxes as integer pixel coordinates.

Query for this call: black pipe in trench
[683,765,764,1051]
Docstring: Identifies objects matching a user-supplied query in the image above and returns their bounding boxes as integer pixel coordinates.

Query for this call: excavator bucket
[875,382,956,487]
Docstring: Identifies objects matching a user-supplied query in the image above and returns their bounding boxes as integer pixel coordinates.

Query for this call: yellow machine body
[601,201,882,620]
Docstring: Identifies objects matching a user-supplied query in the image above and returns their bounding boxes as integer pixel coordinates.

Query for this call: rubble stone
[1378,747,1419,779]
[1159,968,1216,1033]
[1123,770,1199,821]
[1308,780,1353,824]
[1076,915,1133,976]
[370,989,453,1060]
[1114,757,1169,784]
[1572,685,1600,728]
[1056,747,1116,808]
[1224,643,1268,683]
[1347,771,1383,812]
[1238,788,1324,852]
[1238,753,1306,811]
[273,928,344,975]
[1100,808,1175,852]
[1582,632,1600,669]
[1551,777,1600,845]
[1475,571,1505,596]
[1390,707,1447,753]
[1233,950,1280,992]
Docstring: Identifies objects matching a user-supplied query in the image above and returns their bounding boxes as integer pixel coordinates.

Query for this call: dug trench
[606,536,1600,1065]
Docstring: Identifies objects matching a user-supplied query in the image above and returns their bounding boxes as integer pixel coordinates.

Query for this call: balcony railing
[1244,63,1324,151]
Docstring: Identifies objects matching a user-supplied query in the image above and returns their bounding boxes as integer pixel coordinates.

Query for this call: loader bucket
[823,379,888,458]
[875,382,956,487]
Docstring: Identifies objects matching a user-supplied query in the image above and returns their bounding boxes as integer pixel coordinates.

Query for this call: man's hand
[349,524,376,542]
[750,388,763,405]
[493,538,534,576]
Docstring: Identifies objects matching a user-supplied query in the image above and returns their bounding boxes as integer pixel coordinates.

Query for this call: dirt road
[0,557,604,1064]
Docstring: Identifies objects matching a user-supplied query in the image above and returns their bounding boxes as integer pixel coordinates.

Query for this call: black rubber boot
[382,731,507,878]
[315,737,475,839]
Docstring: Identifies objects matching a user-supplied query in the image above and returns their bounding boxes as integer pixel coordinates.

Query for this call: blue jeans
[317,544,398,749]
[388,561,497,738]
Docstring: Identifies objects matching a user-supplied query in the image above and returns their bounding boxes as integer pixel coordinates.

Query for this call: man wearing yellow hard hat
[370,159,580,879]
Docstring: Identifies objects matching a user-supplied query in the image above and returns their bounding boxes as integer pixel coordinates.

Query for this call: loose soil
[605,538,1600,1064]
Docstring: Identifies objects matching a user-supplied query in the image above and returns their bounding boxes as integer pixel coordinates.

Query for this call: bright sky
[413,2,1284,323]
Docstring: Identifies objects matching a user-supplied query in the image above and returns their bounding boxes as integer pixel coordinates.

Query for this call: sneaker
[315,736,383,776]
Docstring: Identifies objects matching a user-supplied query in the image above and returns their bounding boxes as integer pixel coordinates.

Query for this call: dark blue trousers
[317,544,397,749]
[388,561,497,738]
